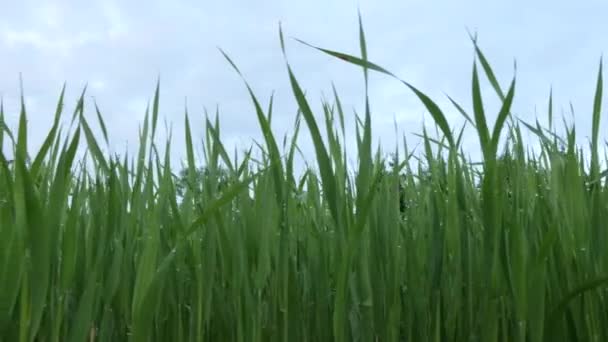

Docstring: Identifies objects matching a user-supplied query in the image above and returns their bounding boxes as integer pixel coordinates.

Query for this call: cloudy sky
[1,0,606,172]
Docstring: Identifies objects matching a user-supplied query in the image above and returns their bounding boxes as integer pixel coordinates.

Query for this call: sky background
[1,0,607,173]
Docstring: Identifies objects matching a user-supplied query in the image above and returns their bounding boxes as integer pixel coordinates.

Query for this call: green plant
[0,16,607,342]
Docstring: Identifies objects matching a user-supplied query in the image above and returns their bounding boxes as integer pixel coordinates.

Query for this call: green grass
[1,18,608,341]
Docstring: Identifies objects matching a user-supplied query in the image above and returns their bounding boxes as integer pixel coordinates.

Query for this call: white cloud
[33,3,64,30]
[100,2,129,40]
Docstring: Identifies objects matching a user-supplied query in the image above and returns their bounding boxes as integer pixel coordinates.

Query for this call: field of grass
[1,19,608,341]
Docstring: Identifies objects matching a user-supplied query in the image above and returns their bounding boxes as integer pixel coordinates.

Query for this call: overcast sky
[1,0,607,172]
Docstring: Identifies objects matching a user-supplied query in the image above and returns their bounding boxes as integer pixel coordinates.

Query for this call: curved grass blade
[489,76,516,157]
[295,37,456,149]
[31,84,66,179]
[80,114,109,174]
[547,275,608,329]
[467,30,505,101]
[471,62,491,160]
[219,48,285,208]
[280,27,339,225]
[93,100,109,146]
[590,58,603,178]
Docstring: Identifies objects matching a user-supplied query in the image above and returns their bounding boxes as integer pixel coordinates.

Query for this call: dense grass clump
[1,20,608,341]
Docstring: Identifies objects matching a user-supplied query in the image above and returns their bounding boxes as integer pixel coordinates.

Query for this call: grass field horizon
[1,18,608,341]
